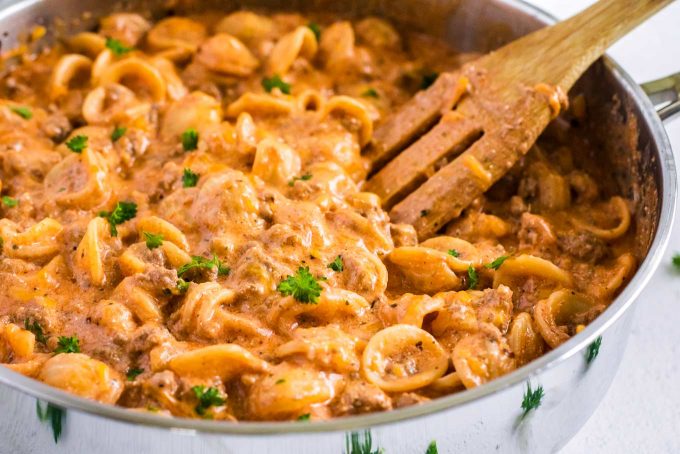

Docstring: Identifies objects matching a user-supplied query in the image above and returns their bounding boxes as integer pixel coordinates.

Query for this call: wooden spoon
[363,0,672,239]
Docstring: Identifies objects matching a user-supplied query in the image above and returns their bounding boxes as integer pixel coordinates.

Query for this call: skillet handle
[641,73,680,122]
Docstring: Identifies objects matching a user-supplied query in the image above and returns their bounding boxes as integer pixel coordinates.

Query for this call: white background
[530,0,680,452]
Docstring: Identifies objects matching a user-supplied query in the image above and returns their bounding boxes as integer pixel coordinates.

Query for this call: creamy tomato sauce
[0,10,635,421]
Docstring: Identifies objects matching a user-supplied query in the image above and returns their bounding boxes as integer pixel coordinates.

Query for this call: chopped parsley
[65,135,88,153]
[447,249,460,258]
[36,401,64,443]
[143,231,164,250]
[111,126,127,142]
[262,74,291,95]
[345,430,382,454]
[361,88,379,98]
[98,201,137,237]
[11,106,32,120]
[585,336,602,365]
[182,168,199,188]
[2,196,17,208]
[307,22,321,40]
[192,385,225,416]
[672,254,680,270]
[181,128,199,151]
[420,209,429,217]
[176,278,190,293]
[275,378,285,385]
[426,441,439,454]
[24,319,47,344]
[105,37,134,56]
[520,382,544,418]
[288,173,313,187]
[178,254,229,278]
[485,255,509,270]
[467,266,478,290]
[126,367,144,381]
[297,413,311,422]
[55,336,80,354]
[277,266,323,304]
[421,71,439,89]
[328,255,344,272]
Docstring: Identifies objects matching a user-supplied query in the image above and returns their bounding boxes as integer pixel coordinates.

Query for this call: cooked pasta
[0,10,636,421]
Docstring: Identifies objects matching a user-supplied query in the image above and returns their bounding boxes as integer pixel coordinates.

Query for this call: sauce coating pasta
[0,10,636,421]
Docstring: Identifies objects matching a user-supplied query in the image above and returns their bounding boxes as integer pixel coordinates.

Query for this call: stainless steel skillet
[0,0,677,452]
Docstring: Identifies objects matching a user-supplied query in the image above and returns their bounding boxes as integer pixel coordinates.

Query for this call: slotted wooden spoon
[364,0,673,239]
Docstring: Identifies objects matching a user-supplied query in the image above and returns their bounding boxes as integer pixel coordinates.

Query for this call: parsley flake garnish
[262,74,291,95]
[24,319,47,344]
[520,382,544,418]
[2,196,17,208]
[420,209,429,217]
[143,231,163,250]
[277,266,323,304]
[585,336,602,365]
[288,173,313,187]
[447,249,460,258]
[177,254,229,278]
[11,106,32,119]
[36,401,64,443]
[297,413,311,422]
[307,22,321,41]
[105,37,134,56]
[328,255,344,272]
[426,441,439,454]
[98,201,137,237]
[672,254,680,270]
[182,168,199,188]
[192,385,225,416]
[485,255,509,270]
[55,336,80,354]
[421,71,439,89]
[275,378,285,385]
[65,135,88,153]
[176,278,190,293]
[467,265,478,290]
[126,367,144,381]
[345,430,382,454]
[361,88,379,98]
[111,126,127,142]
[181,128,199,151]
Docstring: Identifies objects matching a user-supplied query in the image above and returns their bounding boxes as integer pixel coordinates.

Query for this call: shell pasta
[0,10,636,421]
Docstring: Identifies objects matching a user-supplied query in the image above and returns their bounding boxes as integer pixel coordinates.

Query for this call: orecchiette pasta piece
[492,254,573,289]
[92,300,137,336]
[2,323,35,359]
[137,216,190,252]
[44,148,110,209]
[82,83,149,125]
[98,58,167,102]
[388,246,461,294]
[335,247,388,302]
[534,289,602,349]
[320,96,374,147]
[161,91,221,140]
[196,33,259,77]
[234,112,259,155]
[91,49,115,83]
[572,196,631,240]
[167,344,270,380]
[251,137,301,188]
[73,217,112,287]
[267,26,318,76]
[537,169,571,211]
[354,17,401,49]
[248,364,342,420]
[420,236,480,271]
[319,21,356,74]
[147,17,207,52]
[38,353,124,404]
[275,326,360,373]
[172,282,271,340]
[587,252,636,300]
[99,13,151,46]
[295,89,325,112]
[451,324,516,389]
[507,312,545,366]
[380,294,445,328]
[226,93,295,118]
[215,11,275,44]
[475,285,514,334]
[2,218,62,261]
[430,291,478,337]
[362,324,448,392]
[66,32,107,58]
[49,54,93,100]
[149,57,188,101]
[118,242,191,276]
[428,371,464,393]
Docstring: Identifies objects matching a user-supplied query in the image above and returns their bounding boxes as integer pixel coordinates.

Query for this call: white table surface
[1,2,679,453]
[530,0,680,452]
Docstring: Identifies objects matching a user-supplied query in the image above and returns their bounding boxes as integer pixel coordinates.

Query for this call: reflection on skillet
[0,11,636,421]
